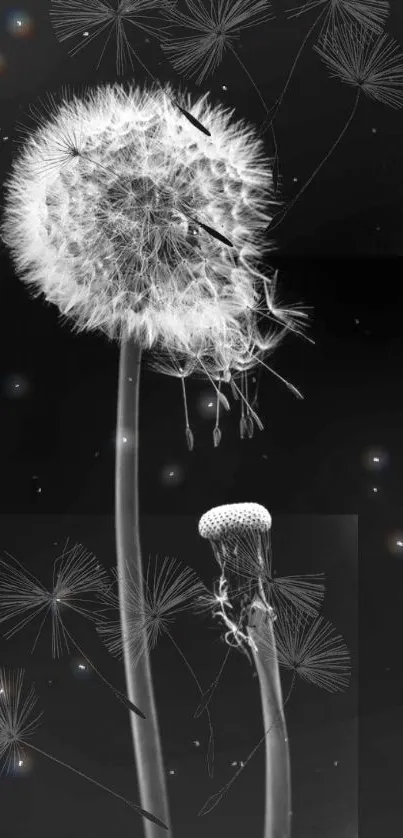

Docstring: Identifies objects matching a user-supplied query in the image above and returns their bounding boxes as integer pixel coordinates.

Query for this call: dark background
[0,1,403,836]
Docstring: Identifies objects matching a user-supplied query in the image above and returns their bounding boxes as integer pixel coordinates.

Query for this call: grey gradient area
[0,513,357,838]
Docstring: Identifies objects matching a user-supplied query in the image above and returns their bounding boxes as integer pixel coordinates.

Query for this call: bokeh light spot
[5,10,34,38]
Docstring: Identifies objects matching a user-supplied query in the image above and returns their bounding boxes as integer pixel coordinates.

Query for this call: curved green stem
[115,338,171,837]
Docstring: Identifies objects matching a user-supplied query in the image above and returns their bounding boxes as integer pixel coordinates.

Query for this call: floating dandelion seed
[50,0,169,76]
[260,605,351,692]
[97,555,216,777]
[0,669,168,830]
[98,555,205,664]
[0,543,146,719]
[0,540,107,657]
[314,24,403,108]
[160,0,274,85]
[288,0,390,34]
[269,25,403,230]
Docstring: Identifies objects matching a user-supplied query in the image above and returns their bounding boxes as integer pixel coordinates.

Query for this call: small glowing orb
[70,657,92,679]
[387,531,403,556]
[2,373,31,398]
[196,389,222,420]
[362,447,389,472]
[5,10,34,38]
[160,464,185,487]
[115,429,136,451]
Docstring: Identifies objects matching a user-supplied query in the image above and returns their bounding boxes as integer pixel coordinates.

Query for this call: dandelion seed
[97,555,216,777]
[0,669,167,829]
[0,543,146,719]
[260,606,351,692]
[50,0,168,76]
[0,540,107,657]
[288,0,390,34]
[98,555,205,664]
[160,0,273,84]
[269,26,403,231]
[314,24,403,108]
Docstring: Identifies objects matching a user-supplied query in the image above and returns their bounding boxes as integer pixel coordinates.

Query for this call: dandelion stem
[115,338,171,837]
[25,742,168,830]
[247,605,291,838]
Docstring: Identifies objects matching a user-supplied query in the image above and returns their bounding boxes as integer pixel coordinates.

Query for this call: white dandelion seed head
[198,502,272,541]
[1,82,277,353]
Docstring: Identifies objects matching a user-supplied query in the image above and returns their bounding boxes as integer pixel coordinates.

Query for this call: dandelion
[197,503,291,837]
[197,504,351,831]
[1,81,301,838]
[50,0,169,76]
[0,669,168,830]
[97,554,216,776]
[268,25,403,230]
[0,542,146,719]
[194,501,325,718]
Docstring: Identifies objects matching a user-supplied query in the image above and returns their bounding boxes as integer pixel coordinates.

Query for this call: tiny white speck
[122,437,127,443]
[333,760,339,767]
